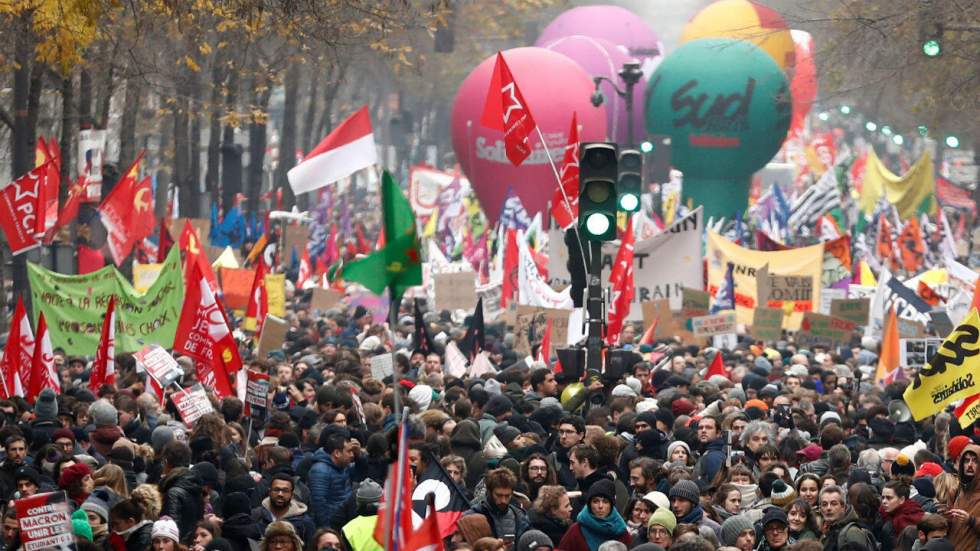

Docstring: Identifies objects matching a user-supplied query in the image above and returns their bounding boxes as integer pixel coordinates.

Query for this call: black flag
[413,299,435,355]
[461,297,485,361]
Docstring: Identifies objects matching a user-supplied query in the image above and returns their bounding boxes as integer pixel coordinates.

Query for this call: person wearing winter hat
[409,383,434,410]
[261,520,304,551]
[71,508,93,543]
[60,462,94,506]
[892,453,917,480]
[559,479,630,551]
[666,441,692,466]
[646,508,676,548]
[517,529,554,551]
[82,489,112,546]
[758,508,794,551]
[28,388,61,450]
[341,479,383,551]
[947,435,971,463]
[669,479,721,540]
[220,492,264,549]
[770,480,798,508]
[151,518,181,550]
[89,399,124,457]
[13,465,41,497]
[721,514,756,551]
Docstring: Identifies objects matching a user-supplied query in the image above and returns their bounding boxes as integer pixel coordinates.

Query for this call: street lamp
[591,61,644,146]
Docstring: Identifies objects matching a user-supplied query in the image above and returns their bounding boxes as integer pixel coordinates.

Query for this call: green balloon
[646,38,791,219]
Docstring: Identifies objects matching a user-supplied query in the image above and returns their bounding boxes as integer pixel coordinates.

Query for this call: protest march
[0,2,978,551]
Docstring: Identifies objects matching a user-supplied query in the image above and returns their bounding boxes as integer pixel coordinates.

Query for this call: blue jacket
[308,448,352,528]
[694,437,726,484]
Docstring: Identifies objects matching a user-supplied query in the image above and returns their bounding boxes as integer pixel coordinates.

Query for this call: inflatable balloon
[451,47,607,224]
[681,0,795,70]
[541,35,647,145]
[536,5,664,78]
[788,30,817,137]
[646,38,791,219]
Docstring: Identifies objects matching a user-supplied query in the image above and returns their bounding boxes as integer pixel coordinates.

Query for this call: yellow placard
[132,262,163,294]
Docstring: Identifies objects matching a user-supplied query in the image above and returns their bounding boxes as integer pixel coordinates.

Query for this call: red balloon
[451,47,607,224]
[789,30,817,137]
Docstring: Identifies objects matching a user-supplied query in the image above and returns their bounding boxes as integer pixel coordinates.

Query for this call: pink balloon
[451,47,607,224]
[789,30,817,137]
[536,5,663,76]
[541,35,647,145]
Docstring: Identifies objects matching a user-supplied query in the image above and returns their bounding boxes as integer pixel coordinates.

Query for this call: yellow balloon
[681,0,796,70]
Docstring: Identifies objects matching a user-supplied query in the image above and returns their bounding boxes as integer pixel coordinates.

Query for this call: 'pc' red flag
[0,164,47,255]
[551,113,580,229]
[605,219,635,345]
[0,297,34,399]
[27,312,58,403]
[173,259,241,396]
[89,295,117,393]
[480,52,537,166]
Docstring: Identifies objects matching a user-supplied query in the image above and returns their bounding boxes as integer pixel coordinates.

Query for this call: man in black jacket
[158,441,203,544]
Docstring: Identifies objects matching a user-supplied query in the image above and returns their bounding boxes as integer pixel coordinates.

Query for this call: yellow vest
[342,515,383,551]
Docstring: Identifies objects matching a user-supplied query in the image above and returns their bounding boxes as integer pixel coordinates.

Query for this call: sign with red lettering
[15,491,75,551]
[244,370,270,418]
[134,345,183,388]
[172,383,214,426]
[796,312,856,348]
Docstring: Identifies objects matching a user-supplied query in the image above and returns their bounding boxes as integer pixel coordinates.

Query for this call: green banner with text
[28,247,184,355]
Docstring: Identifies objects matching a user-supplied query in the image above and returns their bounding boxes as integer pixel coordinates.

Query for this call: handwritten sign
[370,354,394,381]
[681,288,710,317]
[797,312,856,348]
[434,272,477,311]
[830,298,870,325]
[514,306,570,357]
[135,345,183,388]
[172,383,214,426]
[15,491,74,551]
[691,312,737,338]
[752,308,784,341]
[768,275,814,303]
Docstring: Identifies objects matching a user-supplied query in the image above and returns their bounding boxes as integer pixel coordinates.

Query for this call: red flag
[0,164,48,255]
[405,498,445,551]
[876,215,897,271]
[606,219,636,345]
[51,175,90,238]
[89,296,117,393]
[480,52,537,166]
[917,280,945,306]
[551,113,580,229]
[179,221,219,295]
[355,224,371,255]
[77,244,105,274]
[174,259,242,397]
[157,217,174,263]
[99,151,153,265]
[246,260,269,333]
[501,229,519,308]
[34,160,59,238]
[538,319,553,368]
[376,227,386,249]
[0,297,34,399]
[373,422,414,549]
[27,312,58,403]
[325,223,339,266]
[706,351,729,380]
[297,249,312,289]
[639,319,659,346]
[898,217,926,273]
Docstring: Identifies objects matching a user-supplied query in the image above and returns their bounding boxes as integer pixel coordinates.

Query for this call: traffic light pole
[586,240,604,372]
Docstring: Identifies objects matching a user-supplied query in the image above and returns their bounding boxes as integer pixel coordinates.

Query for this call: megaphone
[888,400,912,423]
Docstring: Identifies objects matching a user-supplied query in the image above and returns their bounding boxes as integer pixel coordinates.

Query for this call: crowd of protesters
[0,288,977,551]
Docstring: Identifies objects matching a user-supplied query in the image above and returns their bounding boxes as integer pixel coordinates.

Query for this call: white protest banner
[476,283,503,322]
[370,354,394,381]
[869,270,933,335]
[691,312,737,337]
[444,341,469,378]
[518,230,572,309]
[819,288,847,315]
[434,272,477,311]
[135,345,183,388]
[548,209,703,319]
[408,166,466,216]
[15,491,74,551]
[172,383,214,426]
[713,333,738,350]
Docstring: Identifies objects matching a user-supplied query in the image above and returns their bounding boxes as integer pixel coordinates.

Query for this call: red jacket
[558,522,632,551]
[880,497,924,536]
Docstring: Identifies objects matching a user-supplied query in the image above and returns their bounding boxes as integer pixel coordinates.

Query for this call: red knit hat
[949,435,971,461]
[914,462,943,477]
[59,463,92,489]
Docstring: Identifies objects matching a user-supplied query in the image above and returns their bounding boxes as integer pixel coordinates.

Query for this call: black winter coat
[159,467,204,543]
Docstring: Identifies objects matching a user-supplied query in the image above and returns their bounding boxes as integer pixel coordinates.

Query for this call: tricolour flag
[480,52,537,166]
[288,106,377,194]
[88,296,117,393]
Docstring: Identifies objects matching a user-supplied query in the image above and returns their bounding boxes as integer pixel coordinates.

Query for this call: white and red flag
[551,113,580,229]
[288,106,377,194]
[0,163,50,255]
[99,151,154,265]
[245,259,269,333]
[27,312,58,403]
[605,219,636,345]
[179,221,220,295]
[88,296,117,393]
[297,249,312,289]
[0,297,34,399]
[173,258,241,398]
[481,52,537,166]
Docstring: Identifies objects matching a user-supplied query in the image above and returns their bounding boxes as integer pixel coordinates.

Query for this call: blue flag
[211,206,246,248]
[711,262,736,314]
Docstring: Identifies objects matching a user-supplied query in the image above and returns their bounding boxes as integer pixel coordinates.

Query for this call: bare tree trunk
[59,75,75,206]
[205,59,225,198]
[10,14,35,311]
[300,70,320,152]
[189,103,202,218]
[277,63,300,210]
[174,95,190,219]
[78,69,93,128]
[119,73,142,165]
[220,68,241,214]
[97,63,115,129]
[245,79,271,217]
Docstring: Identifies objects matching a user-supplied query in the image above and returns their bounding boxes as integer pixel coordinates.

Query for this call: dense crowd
[0,290,977,551]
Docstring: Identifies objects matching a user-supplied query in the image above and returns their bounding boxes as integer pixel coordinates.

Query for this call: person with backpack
[820,485,878,551]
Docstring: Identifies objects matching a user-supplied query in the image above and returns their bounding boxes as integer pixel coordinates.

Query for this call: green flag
[342,171,422,304]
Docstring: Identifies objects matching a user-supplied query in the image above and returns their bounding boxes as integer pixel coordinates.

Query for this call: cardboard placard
[797,312,856,348]
[257,315,288,359]
[768,275,814,303]
[265,273,286,317]
[752,307,784,341]
[756,264,770,306]
[830,298,870,325]
[681,288,710,317]
[370,354,394,381]
[282,224,309,259]
[513,305,570,357]
[172,383,214,426]
[310,287,342,313]
[15,491,75,550]
[135,345,183,388]
[642,299,674,336]
[220,267,256,311]
[433,272,477,311]
[245,370,270,418]
[691,312,737,337]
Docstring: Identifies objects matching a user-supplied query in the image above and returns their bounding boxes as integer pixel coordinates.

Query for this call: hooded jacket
[159,467,204,543]
[308,448,353,528]
[949,444,980,551]
[222,511,263,551]
[253,497,316,546]
[879,497,924,543]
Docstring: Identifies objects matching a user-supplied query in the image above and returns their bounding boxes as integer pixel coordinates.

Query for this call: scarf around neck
[577,505,627,551]
[680,504,705,525]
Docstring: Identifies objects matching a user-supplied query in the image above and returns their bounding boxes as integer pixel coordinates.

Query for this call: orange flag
[898,217,926,273]
[639,319,659,346]
[874,308,900,385]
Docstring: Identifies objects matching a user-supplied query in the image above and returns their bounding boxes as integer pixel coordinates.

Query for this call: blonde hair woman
[93,464,129,498]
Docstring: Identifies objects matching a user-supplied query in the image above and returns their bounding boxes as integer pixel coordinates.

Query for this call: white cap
[820,411,842,425]
[612,384,638,398]
[642,491,670,511]
[152,519,179,543]
[635,398,658,414]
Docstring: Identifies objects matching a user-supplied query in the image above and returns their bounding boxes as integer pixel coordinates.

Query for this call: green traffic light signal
[922,38,942,57]
[578,142,618,241]
[617,149,642,214]
[640,141,654,153]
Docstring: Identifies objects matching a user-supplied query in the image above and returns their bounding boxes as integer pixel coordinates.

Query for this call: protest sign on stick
[172,383,215,426]
[15,491,75,551]
[135,345,183,388]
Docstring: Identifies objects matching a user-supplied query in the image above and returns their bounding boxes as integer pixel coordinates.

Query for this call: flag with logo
[711,262,736,314]
[551,113,580,229]
[245,260,269,333]
[606,218,635,345]
[88,296,117,393]
[99,151,154,265]
[903,308,980,420]
[412,451,470,538]
[0,164,48,255]
[0,297,33,399]
[480,51,537,166]
[788,170,841,230]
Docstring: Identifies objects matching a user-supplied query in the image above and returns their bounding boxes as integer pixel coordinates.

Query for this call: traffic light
[919,0,943,57]
[578,142,618,241]
[618,149,642,213]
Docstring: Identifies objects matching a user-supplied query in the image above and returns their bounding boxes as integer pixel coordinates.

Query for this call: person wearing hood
[668,479,721,540]
[452,419,486,489]
[252,473,315,546]
[946,444,980,551]
[558,479,631,551]
[879,480,925,545]
[463,467,529,543]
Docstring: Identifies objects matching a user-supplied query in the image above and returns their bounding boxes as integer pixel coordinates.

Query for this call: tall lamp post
[591,61,644,146]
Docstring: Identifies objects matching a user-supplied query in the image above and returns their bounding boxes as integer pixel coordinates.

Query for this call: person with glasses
[646,507,676,548]
[521,453,556,503]
[261,521,304,551]
[757,508,795,551]
[553,416,585,490]
[254,473,315,546]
